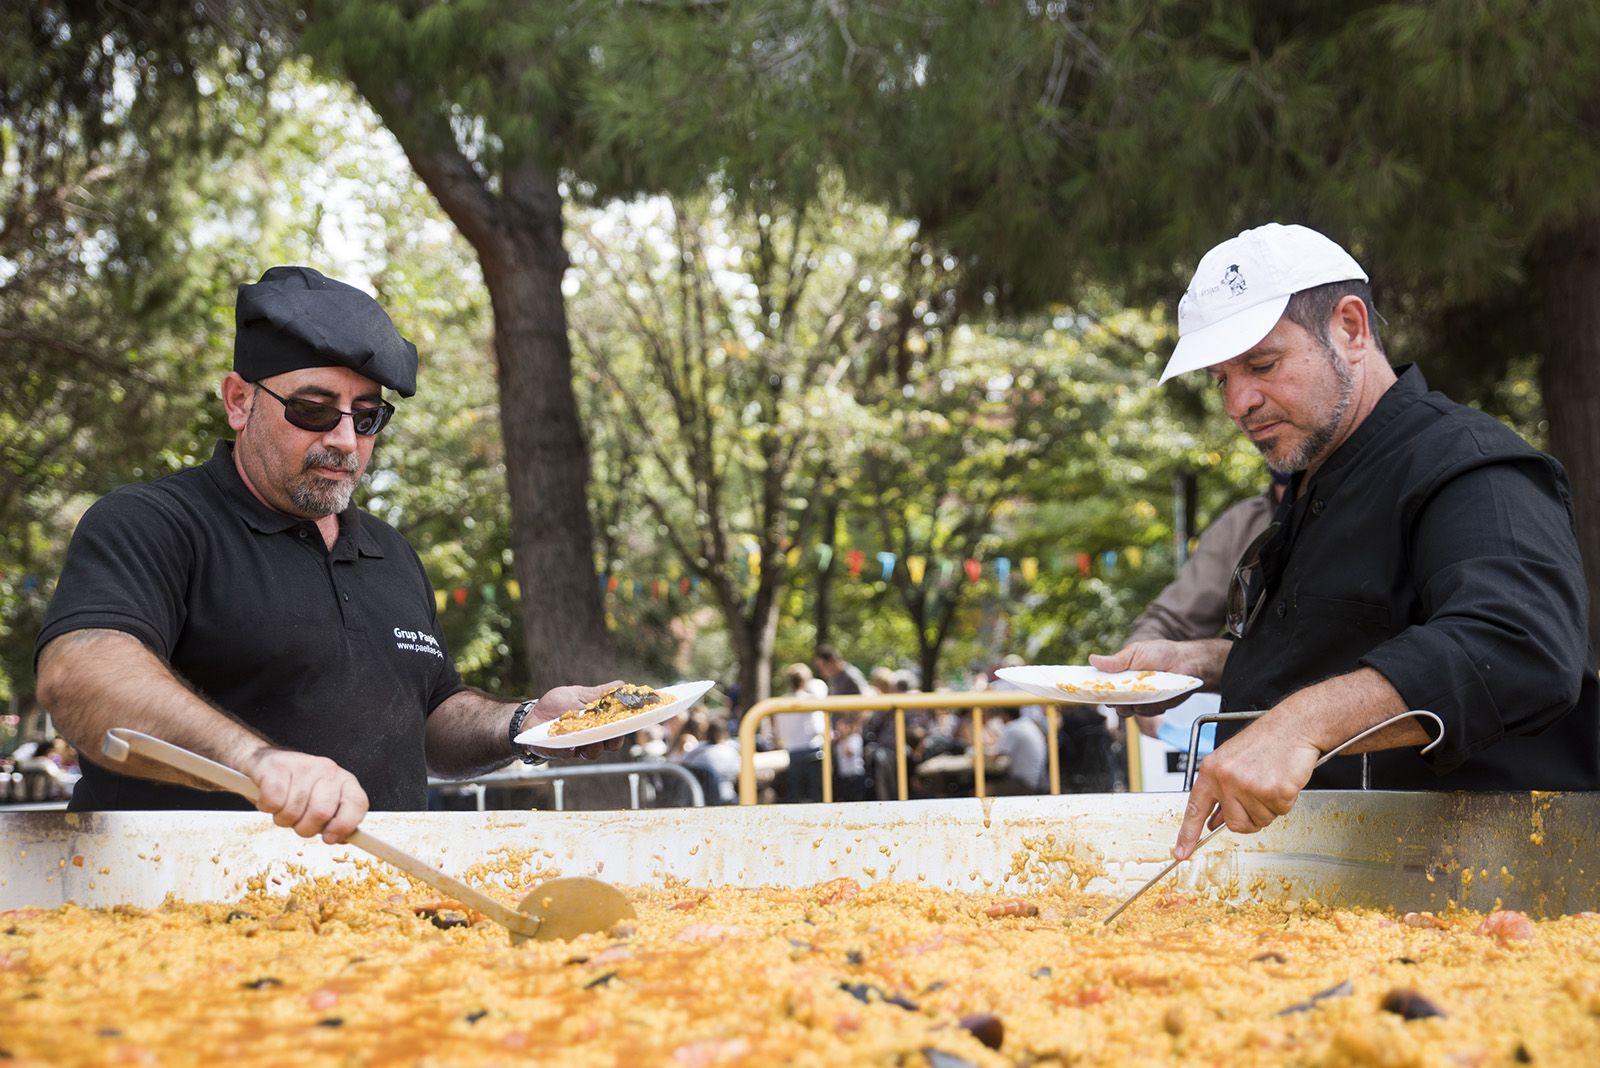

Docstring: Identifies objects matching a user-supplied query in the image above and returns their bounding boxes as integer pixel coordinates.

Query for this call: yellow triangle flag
[1021,558,1039,582]
[434,589,447,613]
[1126,547,1144,570]
[786,547,801,568]
[907,555,926,584]
[506,579,521,601]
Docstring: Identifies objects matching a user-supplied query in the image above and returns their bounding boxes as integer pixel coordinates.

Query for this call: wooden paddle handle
[100,729,539,938]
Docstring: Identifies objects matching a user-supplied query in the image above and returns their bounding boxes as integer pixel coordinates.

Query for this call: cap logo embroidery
[1222,264,1247,295]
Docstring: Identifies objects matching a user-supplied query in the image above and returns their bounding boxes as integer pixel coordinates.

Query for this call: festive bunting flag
[438,534,1168,615]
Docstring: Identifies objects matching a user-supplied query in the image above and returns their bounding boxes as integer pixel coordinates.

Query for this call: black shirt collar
[202,440,384,558]
[1292,363,1427,502]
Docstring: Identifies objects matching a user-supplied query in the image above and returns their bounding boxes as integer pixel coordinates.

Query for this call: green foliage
[0,4,288,703]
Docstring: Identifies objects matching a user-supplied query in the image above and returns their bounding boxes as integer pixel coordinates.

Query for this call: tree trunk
[482,184,616,691]
[734,601,779,716]
[816,499,838,646]
[1534,219,1600,651]
[365,106,616,692]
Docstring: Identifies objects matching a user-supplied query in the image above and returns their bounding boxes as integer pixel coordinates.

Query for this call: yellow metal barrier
[737,691,1063,805]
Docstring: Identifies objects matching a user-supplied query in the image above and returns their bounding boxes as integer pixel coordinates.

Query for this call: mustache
[302,448,359,474]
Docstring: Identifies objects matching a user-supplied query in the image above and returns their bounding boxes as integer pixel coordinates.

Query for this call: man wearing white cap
[1092,223,1599,862]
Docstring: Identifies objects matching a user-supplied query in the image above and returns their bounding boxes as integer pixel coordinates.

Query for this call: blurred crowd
[0,712,80,804]
[625,645,1124,807]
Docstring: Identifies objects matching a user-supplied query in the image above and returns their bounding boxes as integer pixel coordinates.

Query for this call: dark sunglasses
[254,383,395,437]
[1225,520,1282,640]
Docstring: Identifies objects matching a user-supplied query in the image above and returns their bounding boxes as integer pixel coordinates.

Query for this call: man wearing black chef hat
[35,266,618,843]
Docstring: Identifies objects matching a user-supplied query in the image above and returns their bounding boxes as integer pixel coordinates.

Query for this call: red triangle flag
[963,558,982,583]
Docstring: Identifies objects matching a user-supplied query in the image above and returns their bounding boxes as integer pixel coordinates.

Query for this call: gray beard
[288,449,360,516]
[1263,348,1355,475]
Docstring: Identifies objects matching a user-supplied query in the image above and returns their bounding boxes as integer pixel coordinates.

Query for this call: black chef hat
[234,266,418,397]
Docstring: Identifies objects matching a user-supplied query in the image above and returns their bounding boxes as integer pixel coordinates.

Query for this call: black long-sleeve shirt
[1218,365,1600,790]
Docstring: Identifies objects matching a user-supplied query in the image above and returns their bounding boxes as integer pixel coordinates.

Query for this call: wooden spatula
[101,728,635,943]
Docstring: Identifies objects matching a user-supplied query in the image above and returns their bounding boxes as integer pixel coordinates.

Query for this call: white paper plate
[514,680,718,749]
[994,665,1202,706]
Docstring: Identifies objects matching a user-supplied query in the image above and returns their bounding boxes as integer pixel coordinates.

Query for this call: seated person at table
[990,709,1049,795]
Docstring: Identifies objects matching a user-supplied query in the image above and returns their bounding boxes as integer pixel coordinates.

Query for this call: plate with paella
[994,664,1202,706]
[515,680,718,748]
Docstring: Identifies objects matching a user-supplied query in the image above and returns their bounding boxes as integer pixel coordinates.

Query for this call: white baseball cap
[1158,223,1368,384]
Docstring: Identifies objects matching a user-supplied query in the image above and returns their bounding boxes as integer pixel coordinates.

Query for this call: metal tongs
[102,728,636,942]
[1103,709,1444,925]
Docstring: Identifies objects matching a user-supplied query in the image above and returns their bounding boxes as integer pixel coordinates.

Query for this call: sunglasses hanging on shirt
[1225,520,1283,639]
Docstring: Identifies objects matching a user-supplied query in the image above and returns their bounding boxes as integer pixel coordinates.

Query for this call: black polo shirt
[36,440,466,811]
[1219,365,1600,790]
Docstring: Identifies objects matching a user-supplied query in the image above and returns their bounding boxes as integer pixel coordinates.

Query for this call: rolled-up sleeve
[1358,455,1590,775]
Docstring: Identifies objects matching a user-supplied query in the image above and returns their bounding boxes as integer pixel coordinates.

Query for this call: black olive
[1391,957,1419,965]
[1381,988,1446,1021]
[1031,966,1053,979]
[957,1012,1004,1050]
[1277,978,1354,1016]
[921,1050,980,1068]
[584,971,618,989]
[4,926,17,936]
[921,981,948,994]
[838,982,917,1011]
[846,949,865,965]
[0,1048,13,1058]
[429,911,470,930]
[243,977,283,990]
[465,1010,488,1024]
[1515,1043,1534,1063]
[1250,951,1286,964]
[316,1018,343,1028]
[563,955,590,966]
[97,1029,121,1038]
[225,910,253,923]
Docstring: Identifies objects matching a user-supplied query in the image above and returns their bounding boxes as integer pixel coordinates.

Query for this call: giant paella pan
[2,792,1597,1065]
